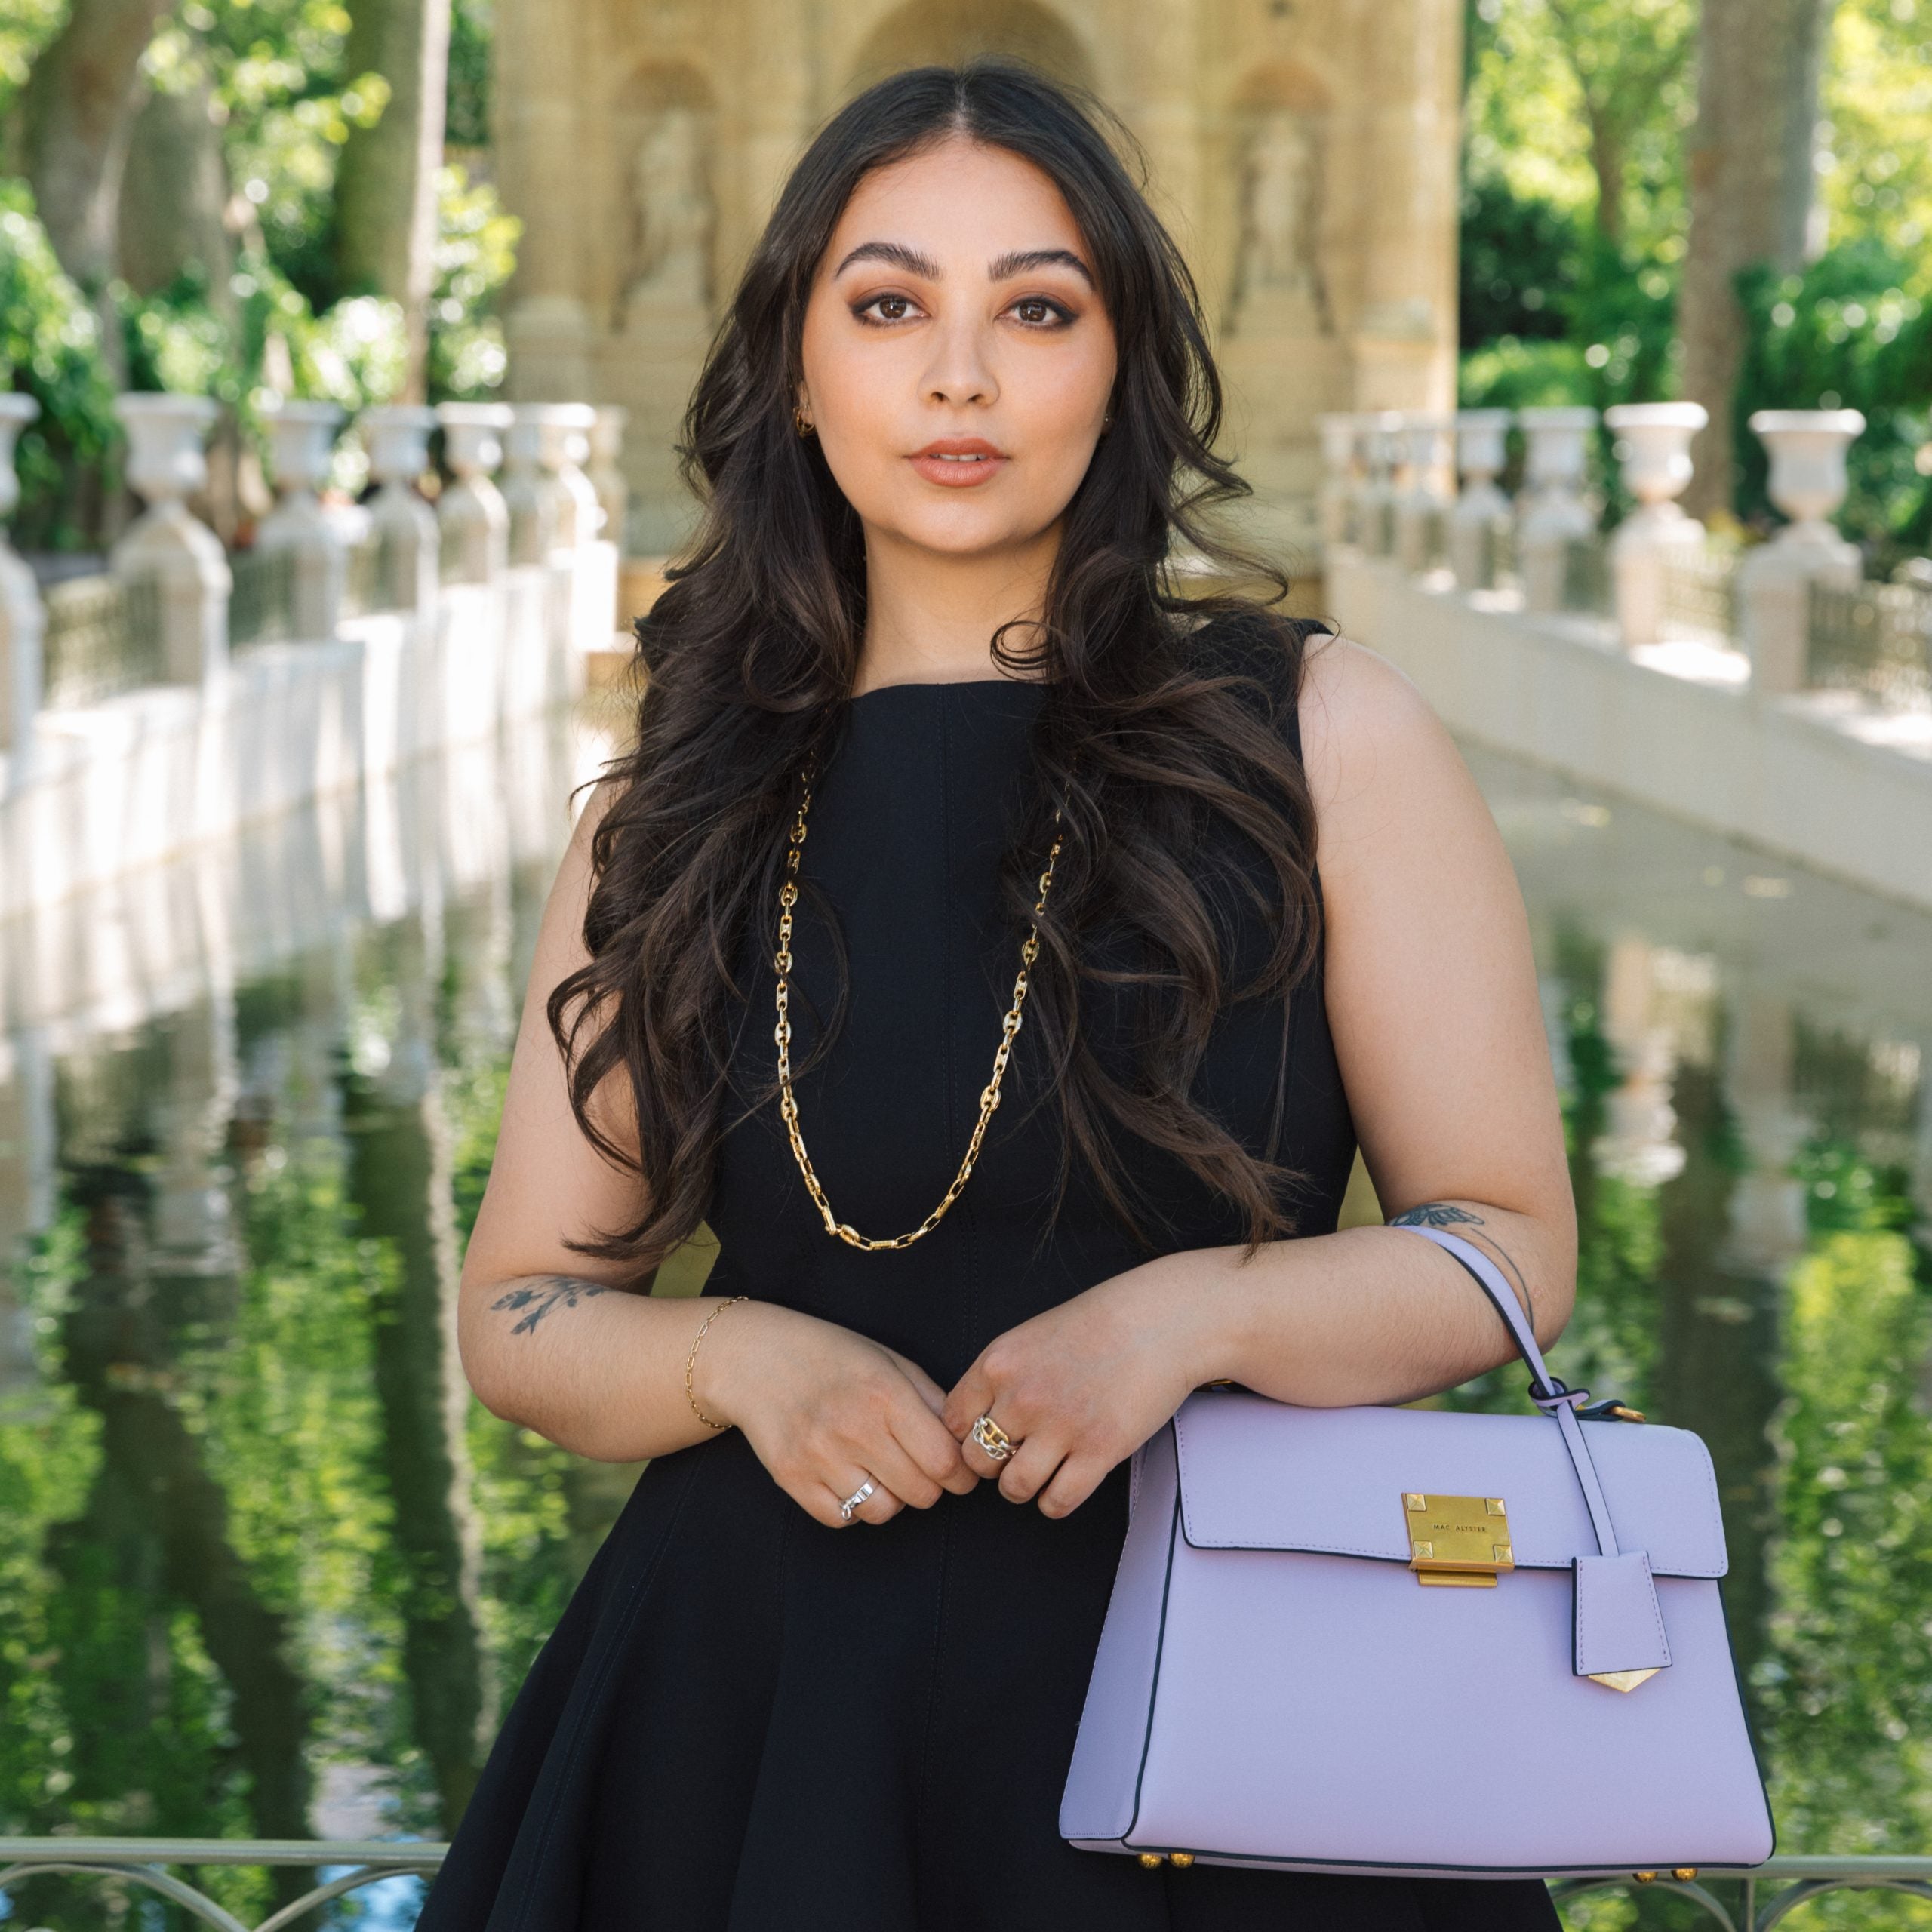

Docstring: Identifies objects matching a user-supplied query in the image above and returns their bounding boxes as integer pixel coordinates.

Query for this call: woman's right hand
[694,1299,980,1527]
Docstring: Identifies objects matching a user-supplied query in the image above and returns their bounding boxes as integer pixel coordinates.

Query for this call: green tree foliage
[1737,243,1932,565]
[0,179,121,551]
[0,0,518,548]
[1463,0,1932,546]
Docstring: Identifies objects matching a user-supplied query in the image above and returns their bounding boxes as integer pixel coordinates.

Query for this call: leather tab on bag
[1574,1551,1672,1692]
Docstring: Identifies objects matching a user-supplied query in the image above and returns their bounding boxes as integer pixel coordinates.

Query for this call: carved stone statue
[1233,108,1327,334]
[620,106,713,323]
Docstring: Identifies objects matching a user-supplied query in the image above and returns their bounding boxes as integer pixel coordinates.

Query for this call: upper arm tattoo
[1388,1202,1484,1229]
[491,1275,614,1335]
[1388,1201,1539,1331]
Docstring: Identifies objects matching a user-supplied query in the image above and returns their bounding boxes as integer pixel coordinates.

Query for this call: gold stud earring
[1101,407,1115,432]
[794,404,814,438]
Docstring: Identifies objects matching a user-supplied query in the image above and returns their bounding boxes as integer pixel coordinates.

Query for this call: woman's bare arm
[457,776,975,1522]
[455,775,738,1463]
[944,634,1580,1511]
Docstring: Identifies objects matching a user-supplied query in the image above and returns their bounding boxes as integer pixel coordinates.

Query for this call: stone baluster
[436,403,513,583]
[256,400,352,640]
[109,394,231,681]
[1313,413,1361,551]
[1516,407,1598,614]
[502,408,551,565]
[0,393,43,765]
[1358,412,1403,559]
[534,405,603,550]
[1737,410,1866,694]
[1604,402,1709,648]
[1395,414,1452,573]
[361,405,441,619]
[589,407,630,558]
[1448,408,1512,591]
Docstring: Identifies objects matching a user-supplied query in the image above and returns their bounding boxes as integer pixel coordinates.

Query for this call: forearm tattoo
[1389,1202,1536,1327]
[491,1275,614,1335]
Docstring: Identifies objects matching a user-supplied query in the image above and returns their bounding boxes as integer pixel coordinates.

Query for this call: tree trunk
[334,0,454,401]
[118,72,238,312]
[1585,109,1623,245]
[1678,0,1837,518]
[14,0,175,392]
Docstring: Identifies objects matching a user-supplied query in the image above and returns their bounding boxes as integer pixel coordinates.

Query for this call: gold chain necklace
[773,761,1065,1251]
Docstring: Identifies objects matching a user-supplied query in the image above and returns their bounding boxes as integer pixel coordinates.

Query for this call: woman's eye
[857,294,916,323]
[1011,297,1070,328]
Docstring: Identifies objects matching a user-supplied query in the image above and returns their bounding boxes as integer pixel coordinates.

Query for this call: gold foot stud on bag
[1588,1667,1662,1693]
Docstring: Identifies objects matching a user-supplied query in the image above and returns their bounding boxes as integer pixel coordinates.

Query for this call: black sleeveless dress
[417,639,1561,1931]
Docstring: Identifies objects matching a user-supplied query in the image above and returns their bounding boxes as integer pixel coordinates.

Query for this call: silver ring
[838,1478,876,1523]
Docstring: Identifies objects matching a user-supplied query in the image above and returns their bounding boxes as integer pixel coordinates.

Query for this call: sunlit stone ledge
[1330,549,1932,915]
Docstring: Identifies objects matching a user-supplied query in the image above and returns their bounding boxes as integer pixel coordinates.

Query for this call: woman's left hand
[940,1265,1214,1517]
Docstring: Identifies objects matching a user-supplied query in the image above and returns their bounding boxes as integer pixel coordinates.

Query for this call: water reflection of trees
[5,780,1932,1932]
[1540,938,1932,1932]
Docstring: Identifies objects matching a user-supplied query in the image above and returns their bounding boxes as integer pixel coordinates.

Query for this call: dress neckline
[848,675,1051,704]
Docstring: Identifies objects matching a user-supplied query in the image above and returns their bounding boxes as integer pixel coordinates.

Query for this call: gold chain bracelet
[773,761,1064,1251]
[685,1294,748,1430]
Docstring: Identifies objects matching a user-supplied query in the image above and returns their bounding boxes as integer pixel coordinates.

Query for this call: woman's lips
[908,440,1008,488]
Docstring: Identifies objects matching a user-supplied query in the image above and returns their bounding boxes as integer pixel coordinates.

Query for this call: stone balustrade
[1317,401,1932,912]
[0,392,626,915]
[1313,398,1915,709]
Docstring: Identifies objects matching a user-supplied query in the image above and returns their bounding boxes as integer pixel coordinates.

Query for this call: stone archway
[844,0,1096,97]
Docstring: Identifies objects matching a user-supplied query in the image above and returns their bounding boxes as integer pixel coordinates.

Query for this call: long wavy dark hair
[552,57,1328,1284]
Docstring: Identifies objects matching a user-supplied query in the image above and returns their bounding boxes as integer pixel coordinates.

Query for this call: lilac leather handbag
[1061,1223,1777,1879]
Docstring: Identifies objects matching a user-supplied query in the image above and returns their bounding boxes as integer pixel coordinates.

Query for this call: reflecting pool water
[1,703,1927,1929]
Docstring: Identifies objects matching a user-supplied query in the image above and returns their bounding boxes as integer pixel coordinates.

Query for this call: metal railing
[1807,574,1932,712]
[1660,545,1740,641]
[1555,1855,1932,1927]
[0,1838,445,1931]
[2,1841,1929,1928]
[229,543,297,649]
[40,571,165,706]
[1561,536,1612,615]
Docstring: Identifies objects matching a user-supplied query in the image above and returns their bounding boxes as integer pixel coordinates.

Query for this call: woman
[421,58,1575,1932]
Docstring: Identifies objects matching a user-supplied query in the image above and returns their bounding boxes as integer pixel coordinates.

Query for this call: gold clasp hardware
[1403,1492,1514,1587]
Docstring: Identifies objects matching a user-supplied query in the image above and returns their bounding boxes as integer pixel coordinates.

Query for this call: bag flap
[1171,1390,1727,1579]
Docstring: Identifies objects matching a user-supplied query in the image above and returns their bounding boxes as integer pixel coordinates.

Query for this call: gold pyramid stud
[1588,1668,1661,1694]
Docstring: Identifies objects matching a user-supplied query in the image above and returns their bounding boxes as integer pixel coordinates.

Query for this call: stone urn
[1312,412,1361,549]
[438,401,514,583]
[1357,411,1404,558]
[1450,408,1512,590]
[256,398,355,640]
[1603,402,1708,519]
[1396,415,1453,573]
[0,392,43,755]
[1737,408,1866,695]
[110,393,231,682]
[1749,409,1866,540]
[362,404,442,616]
[589,406,631,558]
[0,392,38,525]
[1603,402,1709,648]
[1516,407,1599,613]
[534,404,604,551]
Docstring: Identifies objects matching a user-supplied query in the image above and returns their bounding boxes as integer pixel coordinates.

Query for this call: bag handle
[1392,1223,1625,1561]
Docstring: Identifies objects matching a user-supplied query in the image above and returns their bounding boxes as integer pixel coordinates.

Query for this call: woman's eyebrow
[831,240,1097,291]
[987,247,1095,289]
[832,240,941,278]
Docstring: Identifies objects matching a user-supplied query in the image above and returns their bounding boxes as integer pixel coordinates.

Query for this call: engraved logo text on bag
[1402,1492,1515,1586]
